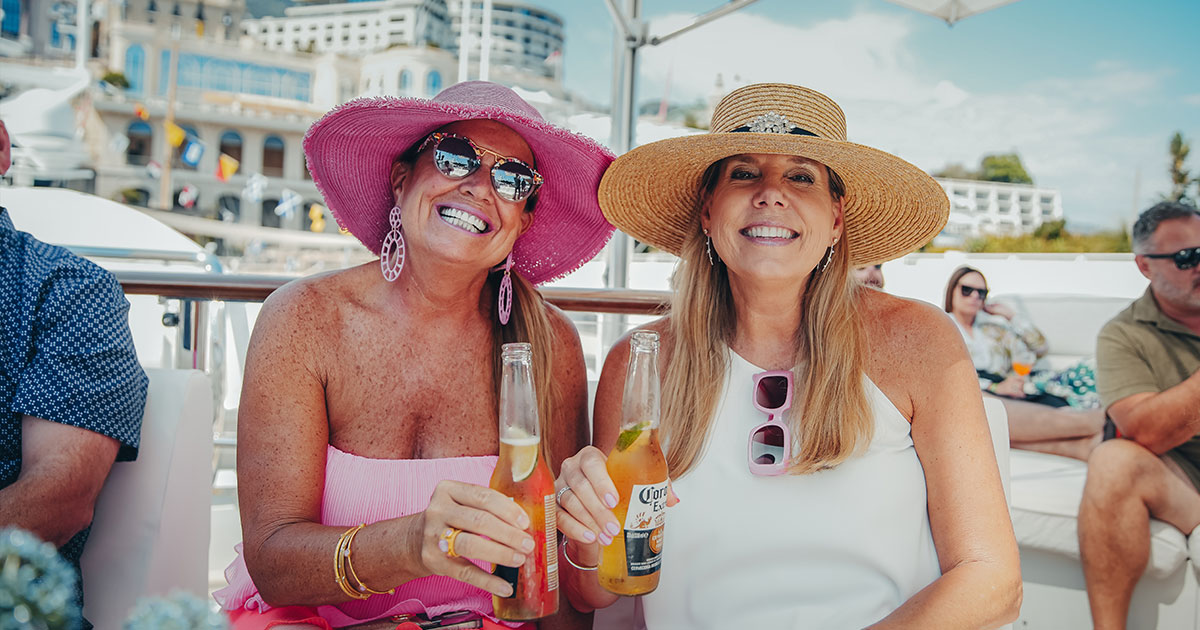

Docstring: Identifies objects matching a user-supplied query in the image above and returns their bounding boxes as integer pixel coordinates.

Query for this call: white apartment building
[446,0,564,80]
[938,177,1064,240]
[244,0,453,56]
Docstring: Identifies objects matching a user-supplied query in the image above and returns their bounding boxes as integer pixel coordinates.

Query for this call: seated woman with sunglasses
[946,265,1106,461]
[553,83,1020,629]
[213,82,614,630]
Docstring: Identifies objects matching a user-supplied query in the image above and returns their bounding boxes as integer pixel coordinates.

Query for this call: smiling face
[699,153,844,285]
[391,119,536,270]
[951,271,988,321]
[1136,214,1200,316]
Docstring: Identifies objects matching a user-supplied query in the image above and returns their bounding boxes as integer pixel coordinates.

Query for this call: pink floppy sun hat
[303,81,616,285]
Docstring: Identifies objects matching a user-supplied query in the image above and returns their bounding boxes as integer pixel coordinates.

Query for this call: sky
[519,0,1199,232]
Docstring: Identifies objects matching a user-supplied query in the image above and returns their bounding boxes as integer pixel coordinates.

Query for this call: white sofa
[994,292,1200,628]
[79,368,214,629]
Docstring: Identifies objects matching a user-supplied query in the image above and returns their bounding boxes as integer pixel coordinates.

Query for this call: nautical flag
[242,172,267,204]
[216,153,240,182]
[544,49,562,65]
[275,188,303,218]
[134,103,150,120]
[181,139,205,167]
[166,122,186,148]
[308,203,326,232]
[108,133,130,155]
[178,184,199,208]
[146,160,162,179]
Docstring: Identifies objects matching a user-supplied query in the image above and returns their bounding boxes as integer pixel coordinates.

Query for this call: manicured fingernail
[522,537,535,553]
[501,585,514,597]
[582,530,597,543]
[605,522,620,536]
[604,493,618,508]
[518,514,530,529]
[512,552,525,565]
[599,533,613,546]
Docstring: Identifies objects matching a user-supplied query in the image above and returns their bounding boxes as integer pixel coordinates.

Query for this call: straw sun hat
[304,81,615,285]
[598,83,949,266]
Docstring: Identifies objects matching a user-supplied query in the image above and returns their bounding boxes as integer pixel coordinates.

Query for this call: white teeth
[744,226,795,239]
[439,207,487,233]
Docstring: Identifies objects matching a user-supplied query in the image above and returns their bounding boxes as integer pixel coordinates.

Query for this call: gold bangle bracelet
[343,524,396,597]
[561,539,598,571]
[335,524,371,600]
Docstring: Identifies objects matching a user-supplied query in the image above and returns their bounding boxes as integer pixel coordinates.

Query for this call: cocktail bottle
[489,342,559,620]
[598,330,669,596]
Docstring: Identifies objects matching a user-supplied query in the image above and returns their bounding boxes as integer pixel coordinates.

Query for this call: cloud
[626,10,1182,229]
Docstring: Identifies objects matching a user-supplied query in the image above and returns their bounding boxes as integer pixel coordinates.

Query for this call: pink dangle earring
[380,205,405,282]
[498,253,514,325]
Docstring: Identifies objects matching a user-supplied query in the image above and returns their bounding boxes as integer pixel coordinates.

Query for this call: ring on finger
[438,527,464,559]
[555,485,573,506]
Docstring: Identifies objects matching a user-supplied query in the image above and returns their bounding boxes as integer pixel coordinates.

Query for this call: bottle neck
[500,353,539,441]
[621,347,660,431]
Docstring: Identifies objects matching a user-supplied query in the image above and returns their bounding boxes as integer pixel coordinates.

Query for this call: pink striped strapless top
[214,444,525,628]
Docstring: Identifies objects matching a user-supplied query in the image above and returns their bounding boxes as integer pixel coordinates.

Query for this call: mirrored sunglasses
[1143,246,1200,271]
[748,370,793,476]
[418,132,544,203]
[959,285,989,300]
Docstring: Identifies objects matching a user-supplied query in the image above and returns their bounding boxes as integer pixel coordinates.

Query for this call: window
[261,199,281,228]
[217,194,241,222]
[426,70,441,97]
[398,69,411,96]
[219,130,242,163]
[263,136,285,178]
[126,121,152,166]
[124,44,145,94]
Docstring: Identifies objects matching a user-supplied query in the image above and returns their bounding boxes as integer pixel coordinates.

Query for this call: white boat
[7,184,1199,629]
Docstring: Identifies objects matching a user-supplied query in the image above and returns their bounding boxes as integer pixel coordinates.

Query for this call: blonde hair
[489,270,557,461]
[661,162,872,477]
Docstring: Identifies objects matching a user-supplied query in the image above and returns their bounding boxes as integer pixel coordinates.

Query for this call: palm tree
[1167,132,1196,204]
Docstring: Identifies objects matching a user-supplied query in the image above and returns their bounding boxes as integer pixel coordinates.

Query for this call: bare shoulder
[544,302,583,346]
[858,289,962,364]
[253,264,372,339]
[858,289,969,413]
[601,316,673,373]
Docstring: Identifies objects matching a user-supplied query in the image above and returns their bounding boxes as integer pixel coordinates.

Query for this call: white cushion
[992,293,1132,361]
[79,368,214,629]
[1010,449,1189,579]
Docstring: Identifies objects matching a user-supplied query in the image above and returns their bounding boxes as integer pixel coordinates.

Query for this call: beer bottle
[598,330,669,596]
[489,342,559,620]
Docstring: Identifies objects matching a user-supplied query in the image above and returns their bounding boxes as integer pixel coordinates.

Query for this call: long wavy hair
[396,132,558,459]
[660,161,872,477]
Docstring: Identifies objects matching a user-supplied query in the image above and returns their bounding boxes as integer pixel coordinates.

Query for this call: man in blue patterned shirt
[1,119,148,627]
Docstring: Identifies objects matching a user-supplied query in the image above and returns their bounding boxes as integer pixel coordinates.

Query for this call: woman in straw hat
[554,83,1020,628]
[213,82,613,630]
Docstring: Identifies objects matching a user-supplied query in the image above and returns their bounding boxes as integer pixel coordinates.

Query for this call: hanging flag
[275,188,303,218]
[181,138,205,167]
[178,184,199,208]
[544,49,562,66]
[134,103,150,120]
[242,172,267,204]
[308,203,326,232]
[216,153,240,182]
[108,133,130,155]
[166,122,186,148]
[145,160,162,179]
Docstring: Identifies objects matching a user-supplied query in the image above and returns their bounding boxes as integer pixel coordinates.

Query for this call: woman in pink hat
[214,82,614,630]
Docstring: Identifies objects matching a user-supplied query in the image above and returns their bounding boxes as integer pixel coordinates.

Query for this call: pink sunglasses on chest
[748,370,793,476]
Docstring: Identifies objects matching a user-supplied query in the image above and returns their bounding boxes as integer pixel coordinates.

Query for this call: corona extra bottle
[598,330,669,596]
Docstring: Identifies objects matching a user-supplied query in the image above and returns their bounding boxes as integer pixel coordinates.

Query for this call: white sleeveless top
[641,351,940,629]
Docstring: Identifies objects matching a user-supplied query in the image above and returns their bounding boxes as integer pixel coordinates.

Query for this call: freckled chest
[323,308,500,460]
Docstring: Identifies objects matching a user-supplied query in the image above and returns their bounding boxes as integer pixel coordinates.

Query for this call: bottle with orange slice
[598,330,669,596]
[489,343,558,621]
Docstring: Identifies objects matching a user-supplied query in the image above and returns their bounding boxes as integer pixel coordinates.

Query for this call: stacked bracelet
[561,539,598,571]
[334,523,396,600]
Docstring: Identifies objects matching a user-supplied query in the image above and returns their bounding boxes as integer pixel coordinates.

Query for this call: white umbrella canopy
[884,0,1021,25]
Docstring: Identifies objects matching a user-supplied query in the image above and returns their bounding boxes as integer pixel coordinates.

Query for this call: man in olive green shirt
[1079,201,1200,630]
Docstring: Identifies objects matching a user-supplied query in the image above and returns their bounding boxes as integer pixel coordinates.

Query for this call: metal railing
[113,270,673,315]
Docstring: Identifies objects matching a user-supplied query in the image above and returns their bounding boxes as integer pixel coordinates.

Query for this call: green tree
[978,153,1033,184]
[932,162,977,180]
[1167,132,1197,205]
[1033,219,1066,240]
